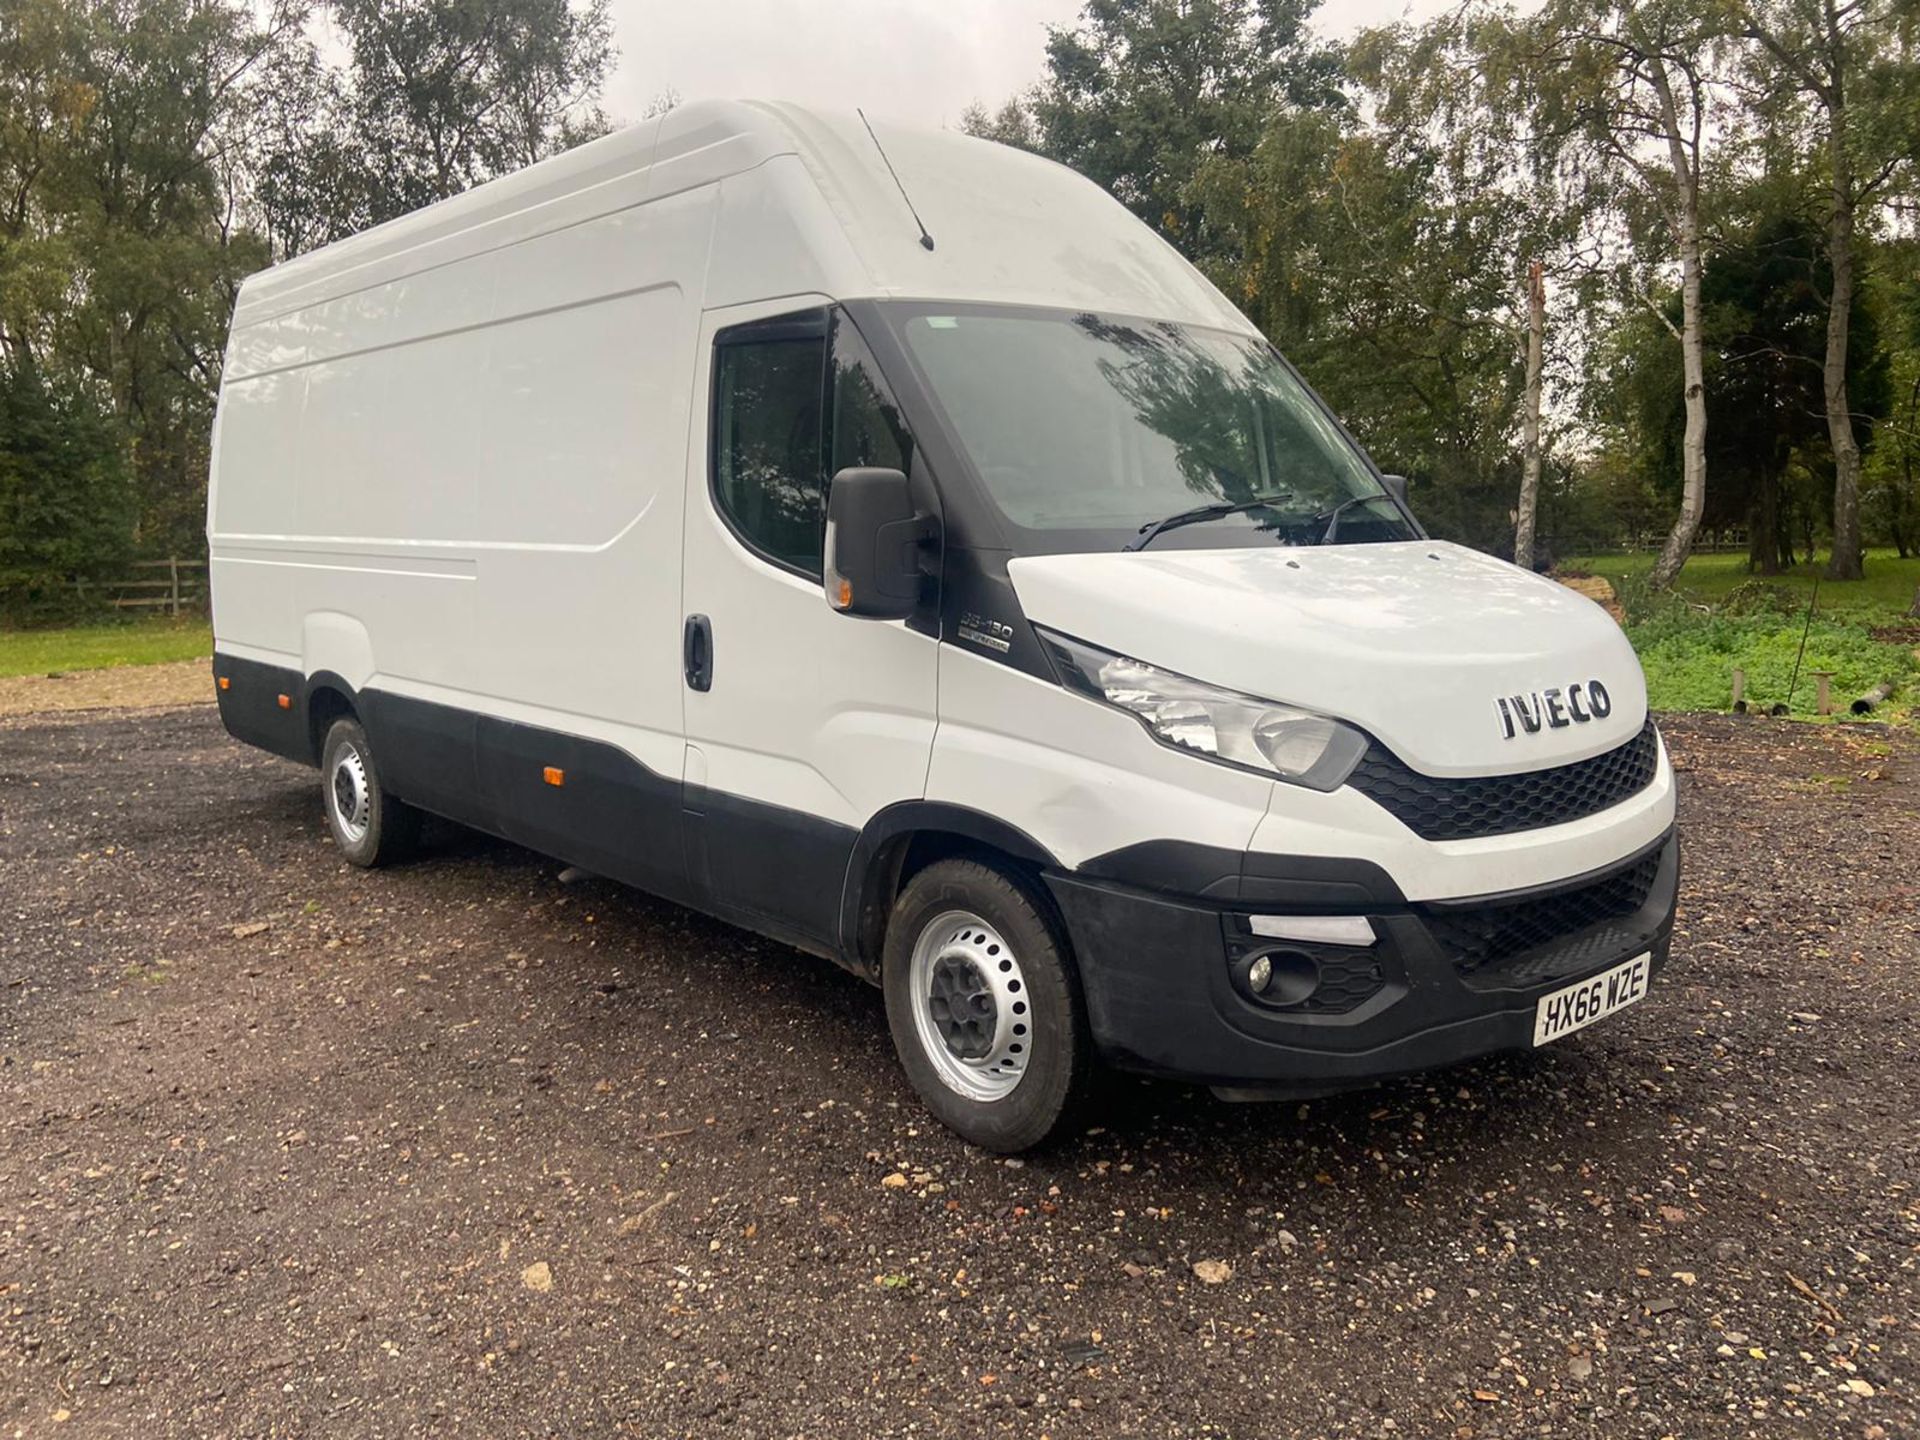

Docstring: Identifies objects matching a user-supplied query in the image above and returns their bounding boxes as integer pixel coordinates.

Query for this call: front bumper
[1044,829,1679,1091]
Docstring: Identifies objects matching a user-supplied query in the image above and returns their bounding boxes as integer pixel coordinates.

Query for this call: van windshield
[883,303,1415,553]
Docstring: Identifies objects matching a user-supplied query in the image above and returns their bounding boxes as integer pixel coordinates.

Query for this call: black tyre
[320,717,421,868]
[882,858,1095,1152]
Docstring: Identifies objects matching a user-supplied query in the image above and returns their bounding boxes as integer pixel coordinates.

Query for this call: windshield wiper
[1124,491,1293,553]
[1317,492,1382,546]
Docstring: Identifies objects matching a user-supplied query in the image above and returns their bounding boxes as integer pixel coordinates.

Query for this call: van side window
[711,309,916,579]
[830,314,914,478]
[712,311,830,575]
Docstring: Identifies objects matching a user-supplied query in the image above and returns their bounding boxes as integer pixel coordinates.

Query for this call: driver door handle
[683,614,713,692]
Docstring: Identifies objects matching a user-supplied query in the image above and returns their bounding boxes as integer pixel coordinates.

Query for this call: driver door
[678,300,938,952]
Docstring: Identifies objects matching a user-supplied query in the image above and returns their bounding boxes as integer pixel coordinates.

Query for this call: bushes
[1563,551,1918,719]
[0,363,135,621]
[1622,593,1918,718]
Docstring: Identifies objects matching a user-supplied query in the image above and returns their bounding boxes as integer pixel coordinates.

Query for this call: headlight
[1037,629,1367,790]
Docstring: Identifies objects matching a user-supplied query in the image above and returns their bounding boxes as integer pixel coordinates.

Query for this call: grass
[1562,547,1920,619]
[1560,548,1920,722]
[1627,608,1917,719]
[0,615,213,679]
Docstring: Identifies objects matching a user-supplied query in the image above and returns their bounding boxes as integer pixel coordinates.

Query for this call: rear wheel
[320,717,421,867]
[882,858,1094,1152]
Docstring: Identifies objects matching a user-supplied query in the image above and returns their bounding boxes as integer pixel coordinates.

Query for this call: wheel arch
[303,670,362,765]
[838,802,1063,982]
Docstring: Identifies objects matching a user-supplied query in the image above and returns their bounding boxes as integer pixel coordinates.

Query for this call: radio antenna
[857,108,935,252]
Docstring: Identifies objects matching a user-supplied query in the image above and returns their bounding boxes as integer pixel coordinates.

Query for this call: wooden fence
[80,558,209,615]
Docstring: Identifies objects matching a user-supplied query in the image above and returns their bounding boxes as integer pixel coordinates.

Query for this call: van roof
[233,99,1250,335]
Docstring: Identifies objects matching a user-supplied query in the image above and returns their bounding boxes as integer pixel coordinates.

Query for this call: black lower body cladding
[1044,830,1679,1091]
[209,655,856,957]
[212,654,311,764]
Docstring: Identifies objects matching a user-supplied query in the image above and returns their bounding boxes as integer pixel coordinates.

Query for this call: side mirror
[824,467,931,619]
[1381,473,1410,509]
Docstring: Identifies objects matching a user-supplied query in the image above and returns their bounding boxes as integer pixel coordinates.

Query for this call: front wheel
[882,859,1094,1152]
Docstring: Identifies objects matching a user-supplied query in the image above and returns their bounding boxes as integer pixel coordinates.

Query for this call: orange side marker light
[217,676,230,691]
[543,766,565,787]
[276,693,292,710]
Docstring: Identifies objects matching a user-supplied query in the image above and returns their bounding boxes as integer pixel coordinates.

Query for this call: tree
[250,31,371,256]
[1587,187,1892,571]
[963,1,1534,547]
[1737,0,1920,579]
[0,0,84,367]
[1708,203,1889,571]
[967,0,1345,266]
[1706,208,1838,573]
[1515,260,1548,569]
[0,360,133,611]
[1522,0,1733,591]
[1862,236,1920,556]
[257,0,614,250]
[0,0,280,558]
[0,0,622,609]
[1197,116,1549,548]
[1346,10,1595,566]
[956,99,1036,151]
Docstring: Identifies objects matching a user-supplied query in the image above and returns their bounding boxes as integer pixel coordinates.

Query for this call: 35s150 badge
[958,611,1014,654]
[1497,680,1612,739]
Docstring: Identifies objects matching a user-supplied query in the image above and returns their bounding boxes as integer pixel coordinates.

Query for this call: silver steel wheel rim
[329,744,371,843]
[909,909,1031,1102]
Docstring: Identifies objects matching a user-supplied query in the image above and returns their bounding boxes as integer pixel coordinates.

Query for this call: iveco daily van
[208,101,1678,1150]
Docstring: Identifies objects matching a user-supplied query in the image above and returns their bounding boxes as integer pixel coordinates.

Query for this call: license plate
[1532,953,1652,1046]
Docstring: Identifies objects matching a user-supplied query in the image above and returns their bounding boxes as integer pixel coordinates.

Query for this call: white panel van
[208,101,1678,1150]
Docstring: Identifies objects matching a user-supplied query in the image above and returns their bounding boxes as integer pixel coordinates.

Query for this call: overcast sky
[603,0,1454,131]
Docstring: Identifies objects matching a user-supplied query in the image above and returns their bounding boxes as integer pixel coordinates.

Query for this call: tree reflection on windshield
[892,304,1409,551]
[1077,313,1273,505]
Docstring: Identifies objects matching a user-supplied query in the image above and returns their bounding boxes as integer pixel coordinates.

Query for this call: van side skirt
[211,653,857,963]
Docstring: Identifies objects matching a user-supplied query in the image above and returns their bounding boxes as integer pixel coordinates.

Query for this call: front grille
[1349,721,1660,841]
[1426,848,1664,989]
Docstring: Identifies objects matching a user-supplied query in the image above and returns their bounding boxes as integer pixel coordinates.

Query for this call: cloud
[603,0,1454,130]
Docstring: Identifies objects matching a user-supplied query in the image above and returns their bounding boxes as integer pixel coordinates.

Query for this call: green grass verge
[1562,547,1920,618]
[1628,611,1917,719]
[0,616,213,679]
[1561,549,1920,721]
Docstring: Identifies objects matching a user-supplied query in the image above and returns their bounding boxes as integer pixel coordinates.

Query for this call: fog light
[1238,948,1322,1006]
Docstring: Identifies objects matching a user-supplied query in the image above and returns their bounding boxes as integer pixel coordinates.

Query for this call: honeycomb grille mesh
[1223,928,1387,1015]
[1287,950,1384,1015]
[1426,848,1664,988]
[1349,721,1659,841]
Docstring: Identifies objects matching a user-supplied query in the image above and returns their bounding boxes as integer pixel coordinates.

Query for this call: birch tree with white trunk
[1513,260,1548,571]
[1736,0,1917,581]
[1347,11,1589,569]
[1523,0,1730,590]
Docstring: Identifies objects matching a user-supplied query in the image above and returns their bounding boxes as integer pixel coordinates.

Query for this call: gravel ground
[0,661,212,718]
[1,704,1915,1439]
